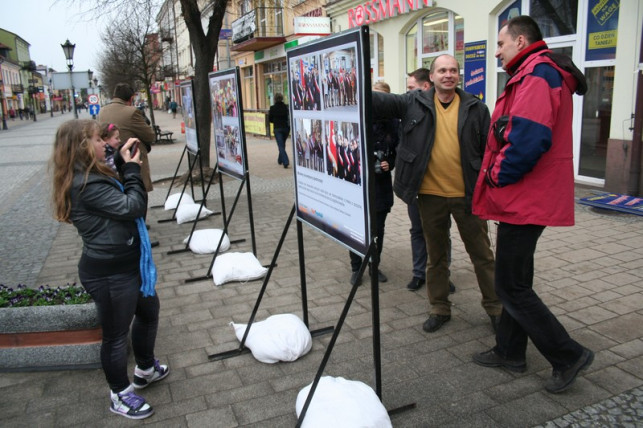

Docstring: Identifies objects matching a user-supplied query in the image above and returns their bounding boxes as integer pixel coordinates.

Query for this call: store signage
[294,17,331,35]
[347,0,433,28]
[585,0,619,61]
[464,41,486,103]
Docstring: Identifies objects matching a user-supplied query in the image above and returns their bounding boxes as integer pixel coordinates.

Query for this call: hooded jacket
[372,87,489,212]
[472,41,586,226]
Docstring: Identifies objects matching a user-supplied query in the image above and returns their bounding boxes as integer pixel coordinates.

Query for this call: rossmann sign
[347,0,433,28]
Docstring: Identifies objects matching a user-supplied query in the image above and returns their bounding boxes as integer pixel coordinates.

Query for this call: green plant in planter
[0,283,92,308]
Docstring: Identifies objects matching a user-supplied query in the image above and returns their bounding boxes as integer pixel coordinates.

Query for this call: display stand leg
[185,177,248,283]
[208,206,295,361]
[167,164,222,256]
[151,145,188,209]
[295,243,376,427]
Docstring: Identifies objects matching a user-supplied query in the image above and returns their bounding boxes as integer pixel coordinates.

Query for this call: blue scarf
[112,178,157,297]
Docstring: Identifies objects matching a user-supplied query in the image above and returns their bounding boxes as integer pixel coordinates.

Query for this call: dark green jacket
[372,87,490,212]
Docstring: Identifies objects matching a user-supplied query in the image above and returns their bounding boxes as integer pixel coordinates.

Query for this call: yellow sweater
[419,93,465,197]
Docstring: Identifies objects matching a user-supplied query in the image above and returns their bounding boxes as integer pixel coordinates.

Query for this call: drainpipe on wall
[627,33,643,197]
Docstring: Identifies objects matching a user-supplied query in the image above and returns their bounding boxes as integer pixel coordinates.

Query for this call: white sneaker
[132,359,170,389]
[110,385,154,419]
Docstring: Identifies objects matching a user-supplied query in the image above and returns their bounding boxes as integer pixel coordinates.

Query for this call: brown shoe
[422,314,451,333]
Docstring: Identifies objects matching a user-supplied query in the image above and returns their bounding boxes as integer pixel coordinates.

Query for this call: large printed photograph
[180,81,199,154]
[208,70,246,179]
[288,29,370,256]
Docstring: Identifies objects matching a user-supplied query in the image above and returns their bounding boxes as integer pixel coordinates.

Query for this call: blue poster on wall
[497,1,521,68]
[586,0,619,62]
[464,41,487,102]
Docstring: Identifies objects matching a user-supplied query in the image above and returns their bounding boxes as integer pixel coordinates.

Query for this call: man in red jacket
[471,16,593,394]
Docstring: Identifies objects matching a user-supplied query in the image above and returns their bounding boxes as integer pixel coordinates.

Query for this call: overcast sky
[1,0,106,75]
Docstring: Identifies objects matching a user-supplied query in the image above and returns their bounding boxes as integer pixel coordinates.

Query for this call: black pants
[79,269,160,393]
[494,222,583,371]
[350,210,388,272]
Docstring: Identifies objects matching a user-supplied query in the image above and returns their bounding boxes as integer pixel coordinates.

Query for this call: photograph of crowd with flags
[322,50,358,109]
[209,69,246,179]
[325,120,361,185]
[291,56,322,111]
[293,118,324,172]
[288,35,370,255]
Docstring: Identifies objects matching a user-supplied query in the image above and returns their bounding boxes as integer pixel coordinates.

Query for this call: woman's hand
[380,160,390,172]
[120,138,142,164]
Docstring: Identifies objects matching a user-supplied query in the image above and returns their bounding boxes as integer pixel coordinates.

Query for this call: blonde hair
[50,119,116,223]
[373,81,391,93]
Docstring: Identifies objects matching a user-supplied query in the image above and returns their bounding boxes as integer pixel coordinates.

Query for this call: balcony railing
[231,7,284,44]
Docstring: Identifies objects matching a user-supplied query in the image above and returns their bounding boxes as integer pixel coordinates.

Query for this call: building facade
[157,0,641,194]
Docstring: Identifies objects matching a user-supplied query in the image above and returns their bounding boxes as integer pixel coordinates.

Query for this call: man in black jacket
[373,54,501,333]
[269,93,290,168]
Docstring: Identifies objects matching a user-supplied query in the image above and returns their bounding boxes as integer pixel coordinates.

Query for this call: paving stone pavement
[0,110,641,427]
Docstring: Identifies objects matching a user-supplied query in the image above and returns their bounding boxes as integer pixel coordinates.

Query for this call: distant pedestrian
[472,15,593,394]
[268,93,290,168]
[50,119,169,420]
[170,100,177,119]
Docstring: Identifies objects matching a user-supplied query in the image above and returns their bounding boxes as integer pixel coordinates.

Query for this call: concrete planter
[0,303,101,372]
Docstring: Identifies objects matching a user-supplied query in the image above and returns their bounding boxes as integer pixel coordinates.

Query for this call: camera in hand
[374,149,386,174]
[130,141,139,157]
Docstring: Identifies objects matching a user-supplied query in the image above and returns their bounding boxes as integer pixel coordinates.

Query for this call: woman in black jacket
[50,119,168,420]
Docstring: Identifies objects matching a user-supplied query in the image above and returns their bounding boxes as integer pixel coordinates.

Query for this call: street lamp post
[61,39,78,119]
[0,57,8,130]
[28,78,37,122]
[0,79,8,130]
[49,78,54,117]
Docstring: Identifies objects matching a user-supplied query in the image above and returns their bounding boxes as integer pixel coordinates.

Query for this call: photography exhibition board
[184,68,258,281]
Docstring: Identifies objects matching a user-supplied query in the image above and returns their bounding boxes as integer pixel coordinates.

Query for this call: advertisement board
[287,27,372,256]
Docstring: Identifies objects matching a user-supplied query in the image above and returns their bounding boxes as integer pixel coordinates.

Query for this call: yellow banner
[588,30,617,50]
[244,112,267,135]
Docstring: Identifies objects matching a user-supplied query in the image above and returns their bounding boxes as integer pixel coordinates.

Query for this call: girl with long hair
[50,119,168,420]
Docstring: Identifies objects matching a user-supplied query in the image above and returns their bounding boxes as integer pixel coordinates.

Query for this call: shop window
[406,24,418,74]
[369,32,385,83]
[262,59,288,109]
[405,10,464,77]
[242,66,256,110]
[530,0,578,38]
[579,66,614,179]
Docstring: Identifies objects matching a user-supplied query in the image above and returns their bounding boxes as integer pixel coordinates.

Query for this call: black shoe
[472,349,527,373]
[146,224,151,230]
[350,271,362,286]
[284,164,289,169]
[422,314,451,333]
[150,241,159,248]
[545,348,594,393]
[406,277,425,291]
[489,314,499,333]
[449,281,456,294]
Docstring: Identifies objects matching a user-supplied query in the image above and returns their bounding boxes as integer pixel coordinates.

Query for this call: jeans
[493,222,583,371]
[407,201,427,280]
[350,210,389,272]
[274,127,290,167]
[417,195,500,316]
[79,269,160,393]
